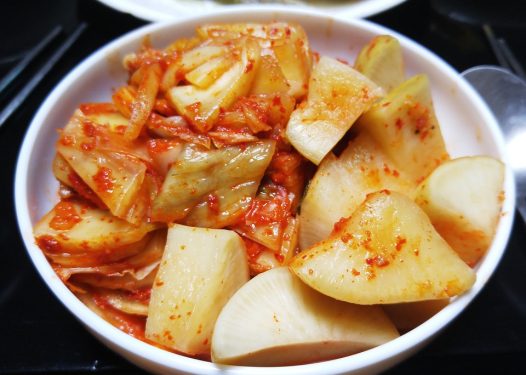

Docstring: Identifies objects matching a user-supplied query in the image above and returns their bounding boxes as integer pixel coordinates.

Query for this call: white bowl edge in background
[14,6,516,375]
[96,0,407,22]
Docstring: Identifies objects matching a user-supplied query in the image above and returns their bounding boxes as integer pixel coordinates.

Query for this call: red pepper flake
[202,338,209,346]
[36,235,62,253]
[81,140,95,152]
[285,26,291,37]
[163,330,174,341]
[244,59,255,73]
[126,288,151,302]
[341,233,353,243]
[407,102,431,140]
[155,280,164,287]
[365,255,390,268]
[392,169,400,177]
[395,236,407,251]
[242,237,266,262]
[60,135,74,146]
[79,102,116,115]
[92,167,115,194]
[361,230,373,251]
[351,268,360,276]
[115,125,127,135]
[82,120,98,137]
[49,201,82,231]
[333,217,349,233]
[147,138,177,154]
[395,117,404,130]
[274,252,285,263]
[207,193,220,214]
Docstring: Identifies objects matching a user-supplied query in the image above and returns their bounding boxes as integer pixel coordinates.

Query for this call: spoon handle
[462,66,526,226]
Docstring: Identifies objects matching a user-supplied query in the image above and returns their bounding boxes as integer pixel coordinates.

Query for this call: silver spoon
[462,65,526,223]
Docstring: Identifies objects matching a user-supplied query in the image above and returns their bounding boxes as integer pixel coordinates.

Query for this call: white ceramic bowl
[15,6,516,375]
[96,0,407,21]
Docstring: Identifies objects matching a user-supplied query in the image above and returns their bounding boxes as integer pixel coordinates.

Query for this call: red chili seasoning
[333,217,349,233]
[244,59,255,73]
[395,236,407,251]
[207,193,220,214]
[242,237,266,262]
[82,120,98,137]
[92,167,115,194]
[60,135,74,146]
[79,102,116,115]
[365,255,390,268]
[36,235,62,253]
[67,172,106,208]
[49,201,82,231]
[395,117,404,130]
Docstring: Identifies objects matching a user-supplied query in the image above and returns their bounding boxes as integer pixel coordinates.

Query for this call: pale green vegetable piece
[151,140,275,226]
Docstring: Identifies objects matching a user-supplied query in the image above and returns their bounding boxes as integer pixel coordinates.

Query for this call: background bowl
[14,6,515,375]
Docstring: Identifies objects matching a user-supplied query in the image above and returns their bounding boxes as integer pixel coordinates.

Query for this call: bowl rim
[14,5,516,375]
[95,0,408,22]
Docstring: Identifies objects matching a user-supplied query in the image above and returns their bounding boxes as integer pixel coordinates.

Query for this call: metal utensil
[0,23,87,129]
[462,65,526,223]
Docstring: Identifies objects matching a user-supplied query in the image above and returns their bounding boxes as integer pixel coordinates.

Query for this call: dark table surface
[1,0,525,374]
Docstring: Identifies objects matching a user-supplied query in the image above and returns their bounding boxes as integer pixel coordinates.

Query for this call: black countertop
[1,0,525,374]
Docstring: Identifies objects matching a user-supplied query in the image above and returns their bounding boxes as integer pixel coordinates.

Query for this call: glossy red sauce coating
[92,167,115,194]
[67,172,106,208]
[92,294,146,340]
[82,120,99,137]
[36,235,62,253]
[126,288,152,303]
[80,102,117,115]
[207,193,220,214]
[147,138,179,154]
[366,255,390,268]
[244,187,291,226]
[244,59,255,73]
[60,135,74,146]
[154,98,177,117]
[49,201,82,231]
[242,237,266,262]
[395,236,407,251]
[333,217,350,234]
